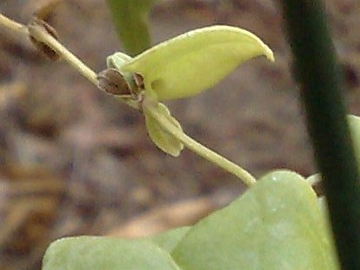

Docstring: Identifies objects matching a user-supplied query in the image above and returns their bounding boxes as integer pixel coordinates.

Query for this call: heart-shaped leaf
[41,171,339,270]
[42,236,181,270]
[120,25,274,101]
[172,170,339,270]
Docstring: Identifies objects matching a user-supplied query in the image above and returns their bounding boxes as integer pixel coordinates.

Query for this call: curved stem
[144,103,257,187]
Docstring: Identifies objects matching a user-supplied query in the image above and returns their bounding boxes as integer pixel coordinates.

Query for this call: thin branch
[27,23,97,85]
[0,13,27,34]
[144,103,257,187]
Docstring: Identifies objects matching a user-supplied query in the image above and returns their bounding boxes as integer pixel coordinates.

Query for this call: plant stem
[144,103,257,187]
[279,0,360,269]
[27,23,98,85]
[0,13,27,34]
[0,12,98,85]
[0,12,257,188]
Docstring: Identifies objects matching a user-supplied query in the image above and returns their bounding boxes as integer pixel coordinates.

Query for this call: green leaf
[106,0,156,56]
[144,102,184,156]
[42,236,182,270]
[348,114,360,166]
[171,170,339,270]
[107,52,133,70]
[148,227,191,252]
[41,172,339,270]
[120,25,274,101]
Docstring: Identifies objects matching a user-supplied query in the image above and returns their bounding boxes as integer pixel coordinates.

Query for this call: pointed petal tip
[265,46,275,62]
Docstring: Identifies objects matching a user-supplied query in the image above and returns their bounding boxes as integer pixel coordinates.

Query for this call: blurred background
[0,0,359,269]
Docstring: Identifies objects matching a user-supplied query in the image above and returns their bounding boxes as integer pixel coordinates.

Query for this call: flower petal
[145,103,184,156]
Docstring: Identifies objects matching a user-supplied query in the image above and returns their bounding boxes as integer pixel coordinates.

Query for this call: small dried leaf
[28,17,60,61]
[32,0,61,20]
[97,68,132,96]
[106,52,138,93]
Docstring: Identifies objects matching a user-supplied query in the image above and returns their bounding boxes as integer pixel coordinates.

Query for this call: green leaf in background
[148,227,191,252]
[106,0,157,56]
[120,25,274,101]
[41,171,339,270]
[172,170,339,270]
[144,102,184,156]
[42,236,181,270]
[307,114,360,186]
[312,114,360,222]
[348,114,360,165]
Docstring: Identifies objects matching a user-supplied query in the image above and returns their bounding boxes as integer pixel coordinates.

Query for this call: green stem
[144,103,257,187]
[0,13,27,33]
[0,13,141,111]
[279,0,360,268]
[27,23,98,85]
[0,12,98,85]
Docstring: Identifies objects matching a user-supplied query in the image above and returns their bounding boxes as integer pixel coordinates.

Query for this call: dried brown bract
[97,68,132,96]
[28,17,60,61]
